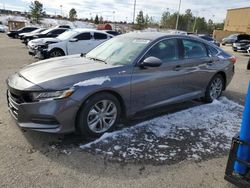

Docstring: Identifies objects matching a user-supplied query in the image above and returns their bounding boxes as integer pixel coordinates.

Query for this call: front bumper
[7,89,80,134]
[233,45,249,51]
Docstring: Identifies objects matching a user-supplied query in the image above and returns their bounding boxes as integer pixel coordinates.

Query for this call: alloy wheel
[209,78,223,100]
[87,100,117,133]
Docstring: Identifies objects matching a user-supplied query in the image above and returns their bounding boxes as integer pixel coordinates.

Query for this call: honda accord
[6,32,235,137]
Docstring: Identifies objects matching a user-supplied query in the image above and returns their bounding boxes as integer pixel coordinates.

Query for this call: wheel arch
[75,89,128,129]
[49,47,66,56]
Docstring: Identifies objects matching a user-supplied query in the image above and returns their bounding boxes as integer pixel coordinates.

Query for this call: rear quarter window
[207,45,219,56]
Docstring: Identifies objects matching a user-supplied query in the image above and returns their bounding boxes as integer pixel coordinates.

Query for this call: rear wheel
[49,49,64,58]
[76,93,121,138]
[204,74,225,103]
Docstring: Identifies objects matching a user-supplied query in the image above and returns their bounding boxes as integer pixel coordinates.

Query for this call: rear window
[53,29,66,34]
[94,33,108,40]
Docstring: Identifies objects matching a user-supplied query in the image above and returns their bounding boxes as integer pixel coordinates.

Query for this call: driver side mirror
[69,38,78,42]
[140,56,162,67]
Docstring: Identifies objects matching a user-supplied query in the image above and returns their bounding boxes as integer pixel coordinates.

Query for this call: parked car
[19,28,46,40]
[0,24,6,33]
[25,28,68,45]
[28,29,112,59]
[6,26,38,38]
[198,34,220,47]
[247,46,250,56]
[104,30,120,36]
[222,34,239,45]
[6,32,235,137]
[232,34,250,52]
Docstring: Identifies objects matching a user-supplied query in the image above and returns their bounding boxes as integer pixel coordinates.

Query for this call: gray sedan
[6,32,235,137]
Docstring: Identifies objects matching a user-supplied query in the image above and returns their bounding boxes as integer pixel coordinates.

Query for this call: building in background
[224,7,250,34]
[213,7,250,41]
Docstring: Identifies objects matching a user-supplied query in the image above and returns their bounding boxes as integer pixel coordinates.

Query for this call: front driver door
[131,38,188,113]
[67,32,92,55]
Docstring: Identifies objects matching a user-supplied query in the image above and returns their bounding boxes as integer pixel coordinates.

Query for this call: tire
[222,43,225,46]
[247,58,250,70]
[233,49,237,52]
[14,34,18,38]
[203,74,225,103]
[49,49,64,58]
[76,92,121,138]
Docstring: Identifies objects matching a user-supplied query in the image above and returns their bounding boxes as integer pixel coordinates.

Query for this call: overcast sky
[2,0,250,23]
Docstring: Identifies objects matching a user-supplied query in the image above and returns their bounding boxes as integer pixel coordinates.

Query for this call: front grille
[7,90,19,120]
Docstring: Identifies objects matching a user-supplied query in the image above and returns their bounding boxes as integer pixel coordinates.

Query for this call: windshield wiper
[88,57,107,64]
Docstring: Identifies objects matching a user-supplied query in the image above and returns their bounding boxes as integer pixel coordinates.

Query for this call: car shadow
[21,91,245,178]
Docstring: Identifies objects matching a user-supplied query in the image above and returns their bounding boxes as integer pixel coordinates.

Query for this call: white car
[247,46,250,55]
[28,29,113,59]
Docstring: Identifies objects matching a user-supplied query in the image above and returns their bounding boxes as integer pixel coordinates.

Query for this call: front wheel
[49,49,64,58]
[76,93,121,138]
[204,74,225,103]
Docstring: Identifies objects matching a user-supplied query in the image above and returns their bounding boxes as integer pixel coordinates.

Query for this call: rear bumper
[7,90,80,134]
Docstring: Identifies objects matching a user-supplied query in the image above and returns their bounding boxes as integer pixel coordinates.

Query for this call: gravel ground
[0,33,249,188]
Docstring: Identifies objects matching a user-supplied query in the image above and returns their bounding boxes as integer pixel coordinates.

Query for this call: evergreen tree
[94,15,99,24]
[69,8,77,21]
[29,0,45,23]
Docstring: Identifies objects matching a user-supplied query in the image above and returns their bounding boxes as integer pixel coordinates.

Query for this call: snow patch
[80,97,243,164]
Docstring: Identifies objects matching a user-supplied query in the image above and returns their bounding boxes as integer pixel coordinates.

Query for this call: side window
[75,33,91,40]
[144,39,179,62]
[182,39,207,59]
[54,29,65,34]
[94,33,108,40]
[207,45,219,56]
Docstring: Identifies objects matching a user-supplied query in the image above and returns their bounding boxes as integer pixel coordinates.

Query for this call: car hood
[29,37,60,45]
[19,55,122,90]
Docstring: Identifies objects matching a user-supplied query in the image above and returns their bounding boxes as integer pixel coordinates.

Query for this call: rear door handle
[173,65,182,71]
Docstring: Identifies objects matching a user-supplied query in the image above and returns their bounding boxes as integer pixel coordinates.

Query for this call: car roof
[72,28,107,33]
[120,32,211,42]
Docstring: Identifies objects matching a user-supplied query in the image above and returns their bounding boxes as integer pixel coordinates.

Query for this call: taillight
[229,56,236,64]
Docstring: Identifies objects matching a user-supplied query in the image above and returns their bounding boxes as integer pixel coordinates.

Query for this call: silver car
[6,32,235,137]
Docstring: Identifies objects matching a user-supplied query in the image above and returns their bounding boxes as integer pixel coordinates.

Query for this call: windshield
[57,30,78,40]
[40,28,54,34]
[86,37,151,65]
[228,34,237,39]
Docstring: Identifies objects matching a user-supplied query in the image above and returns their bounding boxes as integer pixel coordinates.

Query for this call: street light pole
[175,0,181,30]
[133,0,137,24]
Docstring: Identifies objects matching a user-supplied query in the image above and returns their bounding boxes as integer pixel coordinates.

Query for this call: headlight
[30,88,76,102]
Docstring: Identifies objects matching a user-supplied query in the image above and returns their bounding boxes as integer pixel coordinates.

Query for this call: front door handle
[173,65,182,71]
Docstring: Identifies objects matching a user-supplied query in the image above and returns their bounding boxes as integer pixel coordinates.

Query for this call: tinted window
[94,33,108,40]
[59,25,70,29]
[106,31,119,36]
[75,33,91,40]
[200,35,213,41]
[207,45,218,56]
[23,27,36,32]
[145,39,179,62]
[182,39,207,59]
[53,29,67,35]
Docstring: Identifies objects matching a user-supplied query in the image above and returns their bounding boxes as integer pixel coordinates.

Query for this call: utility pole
[133,0,136,24]
[175,0,181,30]
[193,16,197,33]
[60,5,63,17]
